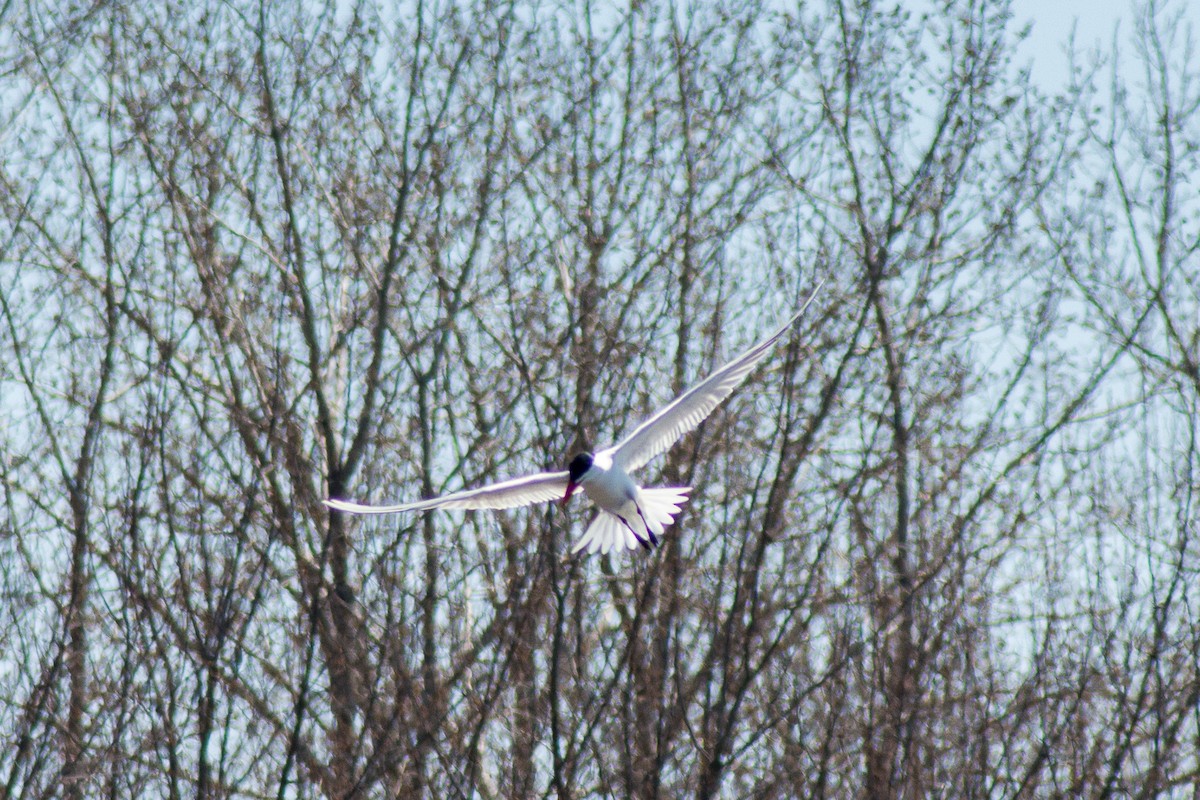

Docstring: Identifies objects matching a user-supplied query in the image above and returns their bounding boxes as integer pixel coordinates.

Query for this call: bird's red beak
[562,482,578,506]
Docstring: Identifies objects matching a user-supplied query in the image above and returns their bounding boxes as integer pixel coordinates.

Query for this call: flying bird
[325,281,823,555]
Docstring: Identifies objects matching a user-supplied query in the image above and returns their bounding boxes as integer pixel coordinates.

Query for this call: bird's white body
[567,451,691,554]
[324,281,823,556]
[574,451,633,511]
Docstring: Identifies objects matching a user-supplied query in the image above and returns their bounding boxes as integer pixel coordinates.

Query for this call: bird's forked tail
[571,486,692,555]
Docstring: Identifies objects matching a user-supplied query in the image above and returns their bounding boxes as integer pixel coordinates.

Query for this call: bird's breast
[581,463,639,513]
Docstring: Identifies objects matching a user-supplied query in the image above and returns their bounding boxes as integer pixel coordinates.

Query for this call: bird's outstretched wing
[325,470,570,514]
[606,280,823,473]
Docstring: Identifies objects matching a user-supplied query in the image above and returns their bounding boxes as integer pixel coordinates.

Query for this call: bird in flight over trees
[326,280,824,555]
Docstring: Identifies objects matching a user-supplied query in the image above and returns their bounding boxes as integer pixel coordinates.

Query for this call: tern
[326,281,823,555]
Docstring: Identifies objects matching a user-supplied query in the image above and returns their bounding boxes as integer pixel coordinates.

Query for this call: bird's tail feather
[571,487,691,555]
[638,487,691,537]
[572,514,628,555]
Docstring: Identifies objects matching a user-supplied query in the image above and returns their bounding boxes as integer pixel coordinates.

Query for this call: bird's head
[562,452,593,505]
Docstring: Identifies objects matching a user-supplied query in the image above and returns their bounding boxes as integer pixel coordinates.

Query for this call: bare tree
[1,0,1198,798]
[1033,1,1200,795]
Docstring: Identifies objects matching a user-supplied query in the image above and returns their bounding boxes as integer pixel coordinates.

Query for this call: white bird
[325,281,823,555]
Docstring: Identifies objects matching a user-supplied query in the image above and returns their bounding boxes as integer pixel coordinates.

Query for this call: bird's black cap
[567,452,593,483]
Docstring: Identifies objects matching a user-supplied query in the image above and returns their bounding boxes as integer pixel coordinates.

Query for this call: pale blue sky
[1010,0,1136,87]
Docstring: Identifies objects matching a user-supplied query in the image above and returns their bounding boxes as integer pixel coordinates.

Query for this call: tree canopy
[1,0,1198,797]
